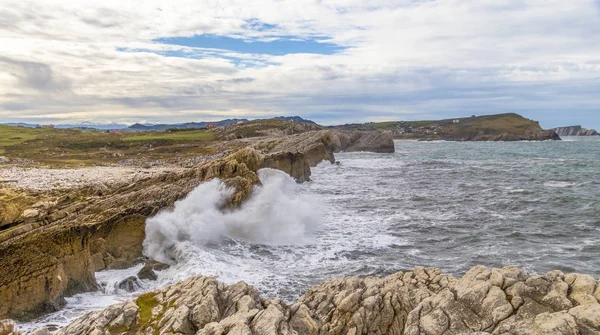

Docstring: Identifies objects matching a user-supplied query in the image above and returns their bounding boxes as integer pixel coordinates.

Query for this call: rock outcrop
[441,127,561,142]
[552,126,599,136]
[53,265,600,335]
[0,130,395,321]
[333,130,396,153]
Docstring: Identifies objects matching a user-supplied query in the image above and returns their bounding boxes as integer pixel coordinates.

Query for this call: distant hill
[55,122,129,130]
[126,119,249,132]
[551,126,598,136]
[3,122,40,128]
[2,116,317,132]
[335,113,560,141]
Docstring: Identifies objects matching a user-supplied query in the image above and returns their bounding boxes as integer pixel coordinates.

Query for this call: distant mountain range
[2,116,316,132]
[127,119,249,132]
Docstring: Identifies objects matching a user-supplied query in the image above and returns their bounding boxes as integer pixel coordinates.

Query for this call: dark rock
[117,276,142,292]
[137,260,170,281]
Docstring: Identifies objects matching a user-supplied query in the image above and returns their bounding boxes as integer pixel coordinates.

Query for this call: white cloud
[0,0,599,127]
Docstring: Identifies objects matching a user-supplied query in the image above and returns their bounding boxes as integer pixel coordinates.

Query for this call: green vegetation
[0,125,223,167]
[337,113,542,140]
[0,125,56,151]
[123,130,213,141]
[136,293,160,328]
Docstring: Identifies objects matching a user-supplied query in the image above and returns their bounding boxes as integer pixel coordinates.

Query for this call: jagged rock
[137,260,170,281]
[0,157,9,164]
[333,130,396,153]
[0,319,20,335]
[55,266,600,335]
[442,128,561,142]
[261,152,312,183]
[117,276,142,292]
[21,209,40,219]
[552,126,599,136]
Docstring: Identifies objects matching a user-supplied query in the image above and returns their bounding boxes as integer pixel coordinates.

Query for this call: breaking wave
[143,168,321,264]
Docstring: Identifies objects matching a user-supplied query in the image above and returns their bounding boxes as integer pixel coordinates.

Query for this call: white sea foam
[143,168,322,264]
[543,181,577,188]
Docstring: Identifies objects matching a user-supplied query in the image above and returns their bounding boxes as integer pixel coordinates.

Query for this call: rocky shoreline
[0,129,393,322]
[7,265,600,335]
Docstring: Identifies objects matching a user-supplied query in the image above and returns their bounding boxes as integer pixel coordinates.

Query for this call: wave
[143,168,322,264]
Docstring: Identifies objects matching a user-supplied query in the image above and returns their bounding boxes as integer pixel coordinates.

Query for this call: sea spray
[143,168,322,264]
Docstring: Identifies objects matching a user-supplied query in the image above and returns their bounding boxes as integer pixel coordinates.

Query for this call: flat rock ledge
[20,265,600,335]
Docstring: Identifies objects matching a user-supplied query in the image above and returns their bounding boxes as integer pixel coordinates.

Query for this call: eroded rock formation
[51,265,600,335]
[441,128,561,142]
[552,126,599,137]
[0,130,395,320]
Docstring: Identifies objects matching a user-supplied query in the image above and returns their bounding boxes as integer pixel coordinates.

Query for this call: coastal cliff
[552,126,599,136]
[0,129,394,321]
[26,265,600,335]
[336,113,561,142]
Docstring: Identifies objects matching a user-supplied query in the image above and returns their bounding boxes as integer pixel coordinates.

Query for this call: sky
[0,0,599,129]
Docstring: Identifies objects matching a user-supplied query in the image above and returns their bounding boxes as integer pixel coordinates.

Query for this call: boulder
[137,260,170,281]
[117,276,142,293]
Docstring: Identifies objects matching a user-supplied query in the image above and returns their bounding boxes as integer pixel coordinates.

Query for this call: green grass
[0,125,222,167]
[123,130,214,141]
[0,125,52,149]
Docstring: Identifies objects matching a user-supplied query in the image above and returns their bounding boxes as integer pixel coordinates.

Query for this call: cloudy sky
[1,0,599,128]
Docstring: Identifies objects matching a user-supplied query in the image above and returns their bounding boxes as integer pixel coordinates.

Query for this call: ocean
[21,137,600,331]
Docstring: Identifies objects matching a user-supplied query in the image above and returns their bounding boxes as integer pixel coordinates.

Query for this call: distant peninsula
[335,113,560,141]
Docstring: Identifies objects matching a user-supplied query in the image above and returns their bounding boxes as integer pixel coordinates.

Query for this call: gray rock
[117,276,142,292]
[137,260,170,281]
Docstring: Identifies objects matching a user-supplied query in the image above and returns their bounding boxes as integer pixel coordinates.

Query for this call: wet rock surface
[54,266,600,335]
[137,260,170,281]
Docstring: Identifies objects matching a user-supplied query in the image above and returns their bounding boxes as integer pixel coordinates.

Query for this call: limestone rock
[333,130,396,153]
[56,266,600,335]
[21,209,40,219]
[0,320,20,335]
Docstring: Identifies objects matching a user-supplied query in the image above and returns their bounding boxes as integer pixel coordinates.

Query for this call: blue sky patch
[115,47,280,68]
[152,34,347,56]
[242,19,278,32]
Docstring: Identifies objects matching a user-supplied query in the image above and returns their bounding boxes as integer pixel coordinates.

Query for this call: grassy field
[0,126,58,150]
[124,130,213,141]
[0,125,221,167]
